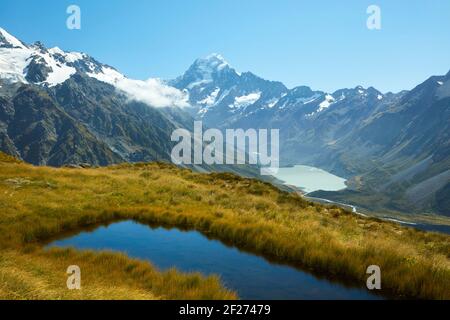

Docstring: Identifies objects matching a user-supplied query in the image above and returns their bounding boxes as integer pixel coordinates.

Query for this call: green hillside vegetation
[0,152,448,299]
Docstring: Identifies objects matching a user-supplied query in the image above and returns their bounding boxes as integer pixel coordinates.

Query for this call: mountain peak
[205,53,227,62]
[192,53,231,73]
[170,53,240,90]
[32,41,47,52]
[0,27,27,49]
[290,86,315,97]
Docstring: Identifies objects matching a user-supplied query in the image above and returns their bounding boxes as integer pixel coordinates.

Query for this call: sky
[1,0,449,93]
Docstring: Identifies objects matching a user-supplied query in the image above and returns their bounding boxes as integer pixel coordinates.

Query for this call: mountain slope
[174,54,450,216]
[317,73,450,216]
[0,27,193,166]
[0,84,123,165]
[51,74,182,162]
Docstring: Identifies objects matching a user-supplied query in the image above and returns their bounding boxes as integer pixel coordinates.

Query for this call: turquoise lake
[271,165,347,193]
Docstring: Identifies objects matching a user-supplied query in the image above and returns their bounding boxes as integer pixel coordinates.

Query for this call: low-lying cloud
[88,67,189,108]
[116,78,189,108]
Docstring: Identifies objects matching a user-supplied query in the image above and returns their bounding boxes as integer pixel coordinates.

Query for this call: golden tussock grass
[0,155,449,299]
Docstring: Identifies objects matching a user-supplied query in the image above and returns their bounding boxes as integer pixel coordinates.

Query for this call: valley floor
[0,153,449,299]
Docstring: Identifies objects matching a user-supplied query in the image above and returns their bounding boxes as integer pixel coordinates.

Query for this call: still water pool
[47,221,381,300]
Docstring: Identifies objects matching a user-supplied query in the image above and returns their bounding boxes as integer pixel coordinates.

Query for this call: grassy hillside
[0,153,449,299]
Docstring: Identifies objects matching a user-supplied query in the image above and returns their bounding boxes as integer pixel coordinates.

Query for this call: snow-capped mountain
[0,27,97,86]
[170,53,288,126]
[0,27,194,167]
[171,53,388,133]
[0,27,188,108]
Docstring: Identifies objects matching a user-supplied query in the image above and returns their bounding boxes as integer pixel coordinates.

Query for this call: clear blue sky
[1,0,449,93]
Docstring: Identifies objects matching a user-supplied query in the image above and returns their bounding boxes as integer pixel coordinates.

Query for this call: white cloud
[88,66,189,108]
[116,78,189,108]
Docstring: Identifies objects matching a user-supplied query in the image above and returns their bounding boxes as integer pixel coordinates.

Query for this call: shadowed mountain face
[51,74,182,163]
[0,27,448,216]
[0,76,189,166]
[0,85,122,166]
[324,73,450,216]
